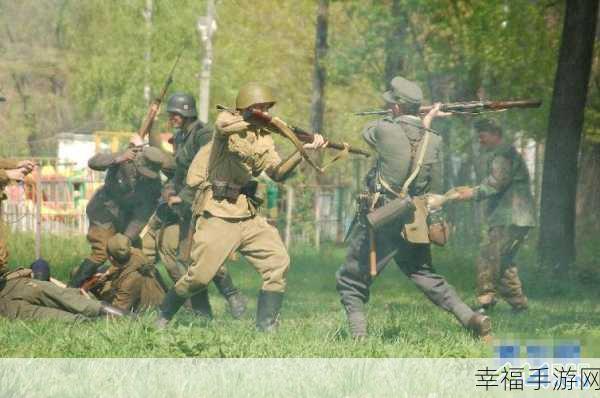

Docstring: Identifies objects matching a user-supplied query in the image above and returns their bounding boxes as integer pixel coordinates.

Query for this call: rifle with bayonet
[216,104,371,158]
[354,99,542,116]
[136,52,183,141]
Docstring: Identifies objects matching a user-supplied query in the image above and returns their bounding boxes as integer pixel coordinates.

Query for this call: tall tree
[310,0,329,249]
[539,0,599,271]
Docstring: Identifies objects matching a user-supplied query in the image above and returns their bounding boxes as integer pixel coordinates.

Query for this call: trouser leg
[476,228,503,307]
[86,224,116,265]
[496,226,529,310]
[174,215,241,298]
[0,299,87,321]
[394,240,475,327]
[238,216,290,330]
[335,222,399,337]
[2,279,102,317]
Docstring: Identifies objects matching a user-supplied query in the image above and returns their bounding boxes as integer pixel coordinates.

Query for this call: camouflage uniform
[98,234,164,312]
[474,141,536,310]
[336,76,489,339]
[70,147,168,287]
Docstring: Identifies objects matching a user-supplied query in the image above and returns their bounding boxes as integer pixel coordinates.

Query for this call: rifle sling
[379,130,431,198]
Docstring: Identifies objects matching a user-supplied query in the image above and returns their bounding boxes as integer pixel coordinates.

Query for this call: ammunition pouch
[213,179,264,207]
[427,208,450,246]
[366,194,415,231]
[212,180,242,201]
[240,180,264,207]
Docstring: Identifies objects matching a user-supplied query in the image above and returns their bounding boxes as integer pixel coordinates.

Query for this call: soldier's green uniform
[98,234,165,312]
[336,76,490,339]
[473,119,535,310]
[0,275,102,321]
[157,83,306,331]
[141,92,246,319]
[70,146,170,288]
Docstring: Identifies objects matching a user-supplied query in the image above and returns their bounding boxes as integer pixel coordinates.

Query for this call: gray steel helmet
[166,92,197,118]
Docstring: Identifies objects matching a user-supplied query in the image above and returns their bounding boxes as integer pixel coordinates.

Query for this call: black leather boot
[69,259,101,288]
[189,289,213,320]
[256,290,283,332]
[156,288,186,329]
[213,272,247,319]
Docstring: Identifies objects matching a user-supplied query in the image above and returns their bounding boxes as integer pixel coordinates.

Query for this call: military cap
[382,76,423,105]
[30,258,51,281]
[107,233,132,263]
[136,147,168,179]
[474,118,502,135]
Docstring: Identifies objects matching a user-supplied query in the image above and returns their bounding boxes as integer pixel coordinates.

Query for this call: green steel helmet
[166,92,197,118]
[235,82,276,110]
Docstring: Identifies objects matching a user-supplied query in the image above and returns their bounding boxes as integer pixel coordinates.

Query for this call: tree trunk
[576,142,600,233]
[310,0,328,146]
[384,0,406,84]
[539,0,599,271]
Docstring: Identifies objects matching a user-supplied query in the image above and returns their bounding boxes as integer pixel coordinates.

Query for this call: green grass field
[1,233,599,358]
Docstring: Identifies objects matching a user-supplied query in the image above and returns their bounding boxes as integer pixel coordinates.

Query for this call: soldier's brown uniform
[174,111,291,297]
[97,248,165,312]
[70,147,169,288]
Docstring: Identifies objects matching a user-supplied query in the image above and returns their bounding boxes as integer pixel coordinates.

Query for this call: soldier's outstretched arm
[474,154,513,200]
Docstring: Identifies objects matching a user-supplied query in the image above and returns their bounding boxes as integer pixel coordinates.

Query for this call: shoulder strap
[379,130,431,197]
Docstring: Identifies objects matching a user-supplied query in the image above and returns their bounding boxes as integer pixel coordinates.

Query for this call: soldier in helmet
[69,146,173,288]
[156,83,327,331]
[454,118,534,312]
[141,92,247,319]
[335,76,492,340]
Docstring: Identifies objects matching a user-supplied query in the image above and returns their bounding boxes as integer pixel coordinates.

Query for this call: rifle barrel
[356,99,542,116]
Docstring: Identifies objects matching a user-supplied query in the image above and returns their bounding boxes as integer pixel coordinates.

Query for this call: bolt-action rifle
[354,99,542,116]
[136,53,183,141]
[216,104,371,162]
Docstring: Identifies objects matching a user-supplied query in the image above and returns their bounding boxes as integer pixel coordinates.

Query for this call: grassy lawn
[1,233,599,358]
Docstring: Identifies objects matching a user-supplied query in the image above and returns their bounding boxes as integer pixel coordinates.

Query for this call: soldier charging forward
[336,76,492,340]
[141,92,247,319]
[156,83,327,331]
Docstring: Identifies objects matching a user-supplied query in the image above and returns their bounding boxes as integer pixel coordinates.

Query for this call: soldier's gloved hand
[114,148,138,164]
[6,168,27,182]
[304,134,328,150]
